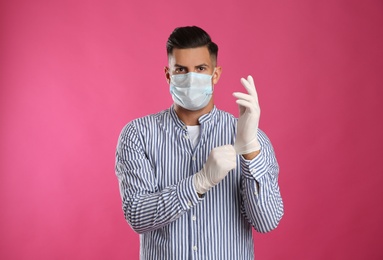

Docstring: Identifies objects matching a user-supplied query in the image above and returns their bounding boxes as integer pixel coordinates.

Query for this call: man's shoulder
[131,109,169,122]
[118,108,171,140]
[122,108,171,132]
[214,107,237,121]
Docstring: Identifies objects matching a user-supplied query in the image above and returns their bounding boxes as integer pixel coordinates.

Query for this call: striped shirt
[115,105,284,259]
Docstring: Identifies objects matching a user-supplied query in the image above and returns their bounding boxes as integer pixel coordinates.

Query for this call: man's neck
[174,102,214,126]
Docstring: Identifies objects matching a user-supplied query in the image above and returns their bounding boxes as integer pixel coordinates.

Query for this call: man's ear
[164,66,170,84]
[213,66,222,85]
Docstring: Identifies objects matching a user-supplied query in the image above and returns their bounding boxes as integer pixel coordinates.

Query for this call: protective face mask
[170,70,215,111]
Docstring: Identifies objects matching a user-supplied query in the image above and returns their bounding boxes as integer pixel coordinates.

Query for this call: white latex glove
[194,145,237,194]
[232,75,261,154]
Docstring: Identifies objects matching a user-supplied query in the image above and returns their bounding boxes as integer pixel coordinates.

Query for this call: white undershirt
[187,125,200,149]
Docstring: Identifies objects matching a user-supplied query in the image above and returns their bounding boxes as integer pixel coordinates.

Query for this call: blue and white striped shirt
[115,105,283,259]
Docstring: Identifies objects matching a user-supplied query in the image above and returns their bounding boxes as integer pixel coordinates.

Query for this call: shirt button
[192,157,196,161]
[192,215,196,221]
[184,135,189,139]
[187,201,192,207]
[193,246,198,251]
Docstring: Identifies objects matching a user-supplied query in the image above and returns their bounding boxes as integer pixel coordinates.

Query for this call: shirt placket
[172,108,216,259]
[189,121,212,259]
[182,124,198,258]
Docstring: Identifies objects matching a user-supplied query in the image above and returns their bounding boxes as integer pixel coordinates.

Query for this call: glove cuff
[234,138,261,155]
[193,171,213,194]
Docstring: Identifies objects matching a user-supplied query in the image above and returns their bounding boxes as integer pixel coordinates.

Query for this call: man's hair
[166,26,218,62]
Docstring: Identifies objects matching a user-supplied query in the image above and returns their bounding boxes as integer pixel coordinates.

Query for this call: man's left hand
[233,75,261,155]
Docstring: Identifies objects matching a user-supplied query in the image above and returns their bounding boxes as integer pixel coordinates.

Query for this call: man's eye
[175,68,186,74]
[197,67,206,71]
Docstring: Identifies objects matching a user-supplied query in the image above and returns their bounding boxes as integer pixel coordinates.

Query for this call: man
[115,26,284,259]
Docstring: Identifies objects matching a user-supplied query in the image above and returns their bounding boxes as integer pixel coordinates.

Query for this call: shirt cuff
[240,148,268,181]
[176,175,202,210]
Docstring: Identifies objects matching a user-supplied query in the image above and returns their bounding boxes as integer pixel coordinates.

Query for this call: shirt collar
[169,105,218,127]
[198,106,217,124]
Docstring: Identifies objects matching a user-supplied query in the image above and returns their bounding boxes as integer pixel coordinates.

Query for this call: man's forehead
[168,47,213,66]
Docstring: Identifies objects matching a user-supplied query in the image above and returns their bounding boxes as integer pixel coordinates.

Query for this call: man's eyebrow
[195,63,210,68]
[173,63,210,68]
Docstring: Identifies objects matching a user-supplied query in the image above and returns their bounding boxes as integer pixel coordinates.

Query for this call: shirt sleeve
[239,129,284,233]
[115,122,201,234]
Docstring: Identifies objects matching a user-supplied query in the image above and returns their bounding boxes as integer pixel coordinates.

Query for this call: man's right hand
[193,145,237,195]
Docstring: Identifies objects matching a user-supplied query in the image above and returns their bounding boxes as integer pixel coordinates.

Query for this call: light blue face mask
[170,70,215,111]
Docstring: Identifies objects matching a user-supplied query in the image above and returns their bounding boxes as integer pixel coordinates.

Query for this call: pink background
[1,0,383,259]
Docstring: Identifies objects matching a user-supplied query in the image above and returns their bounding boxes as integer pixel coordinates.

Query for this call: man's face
[165,46,221,85]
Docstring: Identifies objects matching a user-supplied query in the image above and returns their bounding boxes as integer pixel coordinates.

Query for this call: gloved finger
[240,77,256,95]
[235,99,257,113]
[247,76,260,105]
[216,144,236,154]
[233,92,259,108]
[233,92,255,103]
[216,146,236,159]
[233,92,255,114]
[233,92,260,113]
[240,76,259,104]
[247,75,255,89]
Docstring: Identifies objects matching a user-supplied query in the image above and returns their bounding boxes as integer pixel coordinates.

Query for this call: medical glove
[233,75,261,154]
[193,145,237,194]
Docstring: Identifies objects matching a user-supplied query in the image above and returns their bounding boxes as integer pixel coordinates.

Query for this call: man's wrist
[242,149,260,160]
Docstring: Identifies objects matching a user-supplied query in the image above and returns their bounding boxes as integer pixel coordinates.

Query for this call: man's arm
[115,123,200,234]
[239,130,284,233]
[243,150,261,160]
[232,75,283,232]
